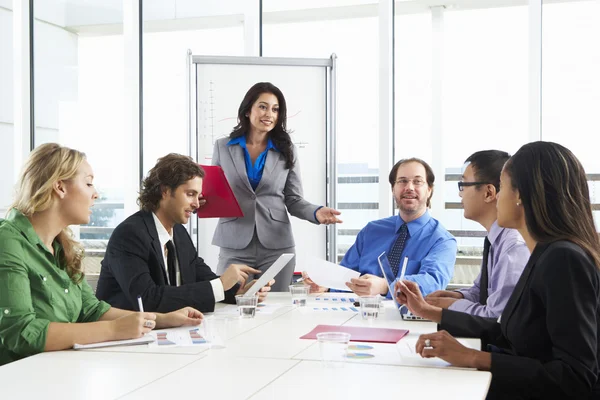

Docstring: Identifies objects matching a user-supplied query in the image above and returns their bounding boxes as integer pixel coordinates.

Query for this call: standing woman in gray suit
[212,82,342,291]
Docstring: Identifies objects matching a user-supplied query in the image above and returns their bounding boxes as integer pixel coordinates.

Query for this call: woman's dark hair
[505,141,600,267]
[388,158,435,208]
[230,82,295,169]
[138,153,205,212]
[465,150,511,192]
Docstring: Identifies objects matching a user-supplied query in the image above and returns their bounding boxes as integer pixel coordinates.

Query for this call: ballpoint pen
[137,295,144,312]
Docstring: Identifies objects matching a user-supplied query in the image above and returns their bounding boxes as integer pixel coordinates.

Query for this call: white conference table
[0,293,491,400]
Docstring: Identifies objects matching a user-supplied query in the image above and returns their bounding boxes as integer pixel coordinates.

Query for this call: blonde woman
[0,143,203,366]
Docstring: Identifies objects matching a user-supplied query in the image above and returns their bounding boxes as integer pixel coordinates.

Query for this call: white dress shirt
[152,213,225,302]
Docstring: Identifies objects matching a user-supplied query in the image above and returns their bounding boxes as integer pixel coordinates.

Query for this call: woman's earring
[516,202,521,206]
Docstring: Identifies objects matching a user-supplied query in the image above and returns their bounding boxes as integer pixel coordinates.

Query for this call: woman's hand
[111,312,157,340]
[156,307,203,329]
[416,330,490,370]
[395,280,442,323]
[316,207,343,225]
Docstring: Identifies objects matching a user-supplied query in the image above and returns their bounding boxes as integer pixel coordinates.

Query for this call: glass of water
[359,295,381,321]
[203,315,230,349]
[316,332,351,368]
[235,294,258,318]
[289,285,310,307]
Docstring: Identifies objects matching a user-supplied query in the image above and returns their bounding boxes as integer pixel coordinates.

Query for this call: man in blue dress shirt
[305,158,457,298]
[425,150,529,318]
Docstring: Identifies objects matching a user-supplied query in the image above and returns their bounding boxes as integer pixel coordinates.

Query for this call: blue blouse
[227,136,278,190]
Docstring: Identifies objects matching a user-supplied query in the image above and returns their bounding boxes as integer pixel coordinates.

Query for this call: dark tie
[166,240,177,286]
[479,237,491,305]
[388,223,409,277]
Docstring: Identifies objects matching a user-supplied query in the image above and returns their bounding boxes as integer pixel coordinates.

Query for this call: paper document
[148,326,207,348]
[73,334,154,350]
[303,257,360,291]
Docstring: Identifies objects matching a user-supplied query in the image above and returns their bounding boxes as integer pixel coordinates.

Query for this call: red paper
[196,165,243,218]
[300,325,409,344]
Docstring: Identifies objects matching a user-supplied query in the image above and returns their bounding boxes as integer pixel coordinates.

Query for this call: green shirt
[0,209,111,365]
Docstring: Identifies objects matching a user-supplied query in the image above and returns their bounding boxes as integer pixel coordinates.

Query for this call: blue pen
[137,295,144,312]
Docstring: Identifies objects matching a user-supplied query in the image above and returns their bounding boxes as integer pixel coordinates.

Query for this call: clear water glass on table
[316,332,351,368]
[289,285,310,307]
[359,295,381,321]
[235,294,258,318]
[203,315,231,349]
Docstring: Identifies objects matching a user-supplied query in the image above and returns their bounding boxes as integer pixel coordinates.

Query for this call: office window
[33,0,125,274]
[541,0,600,228]
[394,12,432,163]
[142,6,244,174]
[441,6,529,245]
[263,4,379,260]
[0,7,14,213]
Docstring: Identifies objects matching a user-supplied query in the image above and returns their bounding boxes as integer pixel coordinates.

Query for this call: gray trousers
[216,230,296,292]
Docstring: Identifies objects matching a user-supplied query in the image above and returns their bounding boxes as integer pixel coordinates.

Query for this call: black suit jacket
[96,210,238,313]
[440,241,600,400]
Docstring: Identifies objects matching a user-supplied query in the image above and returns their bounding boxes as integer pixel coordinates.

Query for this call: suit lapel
[501,242,548,332]
[228,144,253,193]
[142,211,169,284]
[255,149,281,193]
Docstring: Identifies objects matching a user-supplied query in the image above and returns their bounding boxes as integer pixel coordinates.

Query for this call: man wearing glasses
[304,158,457,298]
[425,150,529,318]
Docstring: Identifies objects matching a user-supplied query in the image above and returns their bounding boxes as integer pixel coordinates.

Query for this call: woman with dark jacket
[396,141,600,399]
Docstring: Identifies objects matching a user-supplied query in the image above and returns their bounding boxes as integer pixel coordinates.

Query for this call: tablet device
[242,253,295,297]
[377,251,396,297]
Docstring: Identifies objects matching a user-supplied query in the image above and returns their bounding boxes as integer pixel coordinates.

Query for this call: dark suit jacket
[440,241,600,400]
[96,210,238,313]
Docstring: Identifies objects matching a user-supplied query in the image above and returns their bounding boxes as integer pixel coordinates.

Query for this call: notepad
[73,334,155,350]
[300,325,409,344]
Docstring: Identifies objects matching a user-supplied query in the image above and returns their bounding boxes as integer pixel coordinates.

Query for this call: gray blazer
[211,137,319,250]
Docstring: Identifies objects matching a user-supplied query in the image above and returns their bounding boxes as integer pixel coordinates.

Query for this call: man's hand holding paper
[302,257,360,293]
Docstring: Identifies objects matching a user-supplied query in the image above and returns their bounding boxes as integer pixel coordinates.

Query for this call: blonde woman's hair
[11,143,87,283]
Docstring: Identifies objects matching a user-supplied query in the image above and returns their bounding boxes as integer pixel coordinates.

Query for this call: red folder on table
[300,325,409,344]
[196,165,243,219]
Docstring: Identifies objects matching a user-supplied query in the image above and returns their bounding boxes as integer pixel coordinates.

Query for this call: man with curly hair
[97,154,273,313]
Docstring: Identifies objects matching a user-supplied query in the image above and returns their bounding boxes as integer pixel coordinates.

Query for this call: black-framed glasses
[458,181,490,192]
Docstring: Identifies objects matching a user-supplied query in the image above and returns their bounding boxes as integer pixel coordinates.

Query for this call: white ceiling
[1,0,593,34]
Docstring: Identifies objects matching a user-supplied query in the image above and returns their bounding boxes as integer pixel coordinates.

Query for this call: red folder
[300,325,409,344]
[196,165,243,219]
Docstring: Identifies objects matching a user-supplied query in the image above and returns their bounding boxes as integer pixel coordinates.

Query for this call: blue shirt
[227,136,278,191]
[340,210,457,297]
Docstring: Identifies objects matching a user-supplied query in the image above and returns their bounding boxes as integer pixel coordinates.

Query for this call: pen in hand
[137,295,144,312]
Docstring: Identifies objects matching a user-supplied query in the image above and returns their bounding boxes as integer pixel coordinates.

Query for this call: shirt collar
[152,212,173,249]
[396,209,431,236]
[6,208,62,256]
[488,220,503,246]
[227,135,279,152]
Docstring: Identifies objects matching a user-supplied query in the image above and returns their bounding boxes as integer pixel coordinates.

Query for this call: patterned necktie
[388,223,409,277]
[166,240,177,287]
[479,237,491,305]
